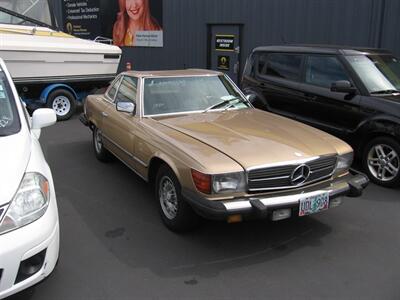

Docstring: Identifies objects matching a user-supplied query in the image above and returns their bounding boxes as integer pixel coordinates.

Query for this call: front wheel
[47,89,76,121]
[362,136,400,187]
[155,165,199,232]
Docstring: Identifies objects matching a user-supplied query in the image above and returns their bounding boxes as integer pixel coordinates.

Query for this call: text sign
[215,35,235,51]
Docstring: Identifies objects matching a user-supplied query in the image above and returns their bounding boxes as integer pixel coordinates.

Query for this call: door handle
[303,93,318,101]
[102,112,109,117]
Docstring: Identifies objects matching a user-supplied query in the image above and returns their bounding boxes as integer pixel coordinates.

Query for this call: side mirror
[116,101,135,114]
[331,80,357,94]
[245,94,256,103]
[31,108,57,130]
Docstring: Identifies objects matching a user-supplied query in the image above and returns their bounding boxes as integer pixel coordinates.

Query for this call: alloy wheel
[367,144,399,182]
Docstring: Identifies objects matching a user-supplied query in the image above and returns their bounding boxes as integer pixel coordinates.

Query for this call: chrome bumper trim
[223,180,349,212]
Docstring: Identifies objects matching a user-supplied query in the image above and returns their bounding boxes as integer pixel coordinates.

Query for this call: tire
[362,136,400,187]
[155,164,200,232]
[47,89,76,121]
[93,126,111,162]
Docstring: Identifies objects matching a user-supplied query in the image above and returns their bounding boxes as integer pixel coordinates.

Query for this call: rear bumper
[183,170,368,221]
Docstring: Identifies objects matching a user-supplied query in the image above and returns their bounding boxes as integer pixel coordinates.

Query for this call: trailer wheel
[47,89,76,121]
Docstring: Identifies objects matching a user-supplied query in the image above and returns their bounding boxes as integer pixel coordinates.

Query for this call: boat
[0,5,121,85]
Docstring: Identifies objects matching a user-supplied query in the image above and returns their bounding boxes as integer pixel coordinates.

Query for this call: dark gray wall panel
[52,0,400,72]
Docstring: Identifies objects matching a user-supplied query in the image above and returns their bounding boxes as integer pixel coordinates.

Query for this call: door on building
[209,25,241,83]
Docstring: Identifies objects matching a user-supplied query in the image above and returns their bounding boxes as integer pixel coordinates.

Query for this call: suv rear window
[258,53,303,81]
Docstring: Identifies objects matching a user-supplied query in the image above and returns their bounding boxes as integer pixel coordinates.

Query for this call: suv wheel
[155,165,199,232]
[93,127,111,162]
[362,136,400,187]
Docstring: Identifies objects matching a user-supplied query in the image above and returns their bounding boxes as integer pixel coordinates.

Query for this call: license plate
[299,192,329,217]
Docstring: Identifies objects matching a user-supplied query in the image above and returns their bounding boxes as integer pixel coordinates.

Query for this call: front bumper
[0,200,59,299]
[183,170,368,221]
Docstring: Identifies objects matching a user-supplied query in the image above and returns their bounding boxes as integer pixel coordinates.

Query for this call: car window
[345,55,400,93]
[305,56,350,88]
[257,53,268,74]
[115,76,138,104]
[106,76,122,102]
[143,75,248,116]
[260,53,302,81]
[0,70,21,136]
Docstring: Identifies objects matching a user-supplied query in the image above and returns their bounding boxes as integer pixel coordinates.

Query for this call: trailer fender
[40,84,78,104]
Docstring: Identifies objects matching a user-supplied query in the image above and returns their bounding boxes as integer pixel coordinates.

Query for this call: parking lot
[9,114,400,300]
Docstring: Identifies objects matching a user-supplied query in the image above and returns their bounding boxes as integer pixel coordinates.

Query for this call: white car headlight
[212,172,246,193]
[0,173,50,235]
[335,152,354,174]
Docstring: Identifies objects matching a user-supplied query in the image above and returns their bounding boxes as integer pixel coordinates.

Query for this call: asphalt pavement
[9,114,400,300]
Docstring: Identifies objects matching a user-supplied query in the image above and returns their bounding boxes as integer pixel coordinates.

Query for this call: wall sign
[62,0,164,47]
[217,56,230,70]
[215,35,235,51]
[62,0,101,39]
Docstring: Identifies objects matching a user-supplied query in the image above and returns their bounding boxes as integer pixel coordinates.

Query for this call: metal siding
[53,0,400,71]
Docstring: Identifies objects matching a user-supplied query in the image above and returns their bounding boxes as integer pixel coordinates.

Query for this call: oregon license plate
[299,192,330,217]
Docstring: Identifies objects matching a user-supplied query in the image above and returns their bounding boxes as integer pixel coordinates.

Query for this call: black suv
[242,45,400,187]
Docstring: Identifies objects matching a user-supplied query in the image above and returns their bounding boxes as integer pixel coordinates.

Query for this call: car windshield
[143,75,249,116]
[0,69,21,136]
[345,54,400,94]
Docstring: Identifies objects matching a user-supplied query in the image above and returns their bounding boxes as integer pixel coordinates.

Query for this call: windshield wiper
[203,97,244,112]
[370,89,400,95]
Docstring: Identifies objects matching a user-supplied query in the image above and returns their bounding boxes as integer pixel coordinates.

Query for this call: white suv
[0,58,59,299]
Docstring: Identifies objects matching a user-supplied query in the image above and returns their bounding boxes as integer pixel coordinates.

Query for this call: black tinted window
[257,54,268,74]
[263,53,302,81]
[115,76,138,104]
[305,56,350,88]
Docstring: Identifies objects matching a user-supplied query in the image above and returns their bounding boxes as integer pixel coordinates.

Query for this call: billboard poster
[62,0,163,47]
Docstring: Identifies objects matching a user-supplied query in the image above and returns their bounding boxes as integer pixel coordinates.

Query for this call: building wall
[53,0,399,73]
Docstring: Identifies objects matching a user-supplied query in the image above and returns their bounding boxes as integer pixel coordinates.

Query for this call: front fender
[40,84,77,104]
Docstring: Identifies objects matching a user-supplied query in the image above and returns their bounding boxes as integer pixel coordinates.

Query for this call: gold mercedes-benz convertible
[81,69,368,231]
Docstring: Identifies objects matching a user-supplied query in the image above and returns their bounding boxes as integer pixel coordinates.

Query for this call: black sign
[215,35,235,51]
[217,55,230,70]
[62,0,101,39]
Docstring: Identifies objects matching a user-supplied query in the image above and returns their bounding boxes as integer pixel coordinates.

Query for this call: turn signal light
[191,169,211,194]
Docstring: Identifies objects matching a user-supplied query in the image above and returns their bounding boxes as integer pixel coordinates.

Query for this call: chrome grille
[248,156,337,191]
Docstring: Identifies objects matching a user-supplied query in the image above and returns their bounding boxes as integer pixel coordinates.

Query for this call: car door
[256,52,305,118]
[297,55,364,139]
[93,75,122,138]
[102,75,139,169]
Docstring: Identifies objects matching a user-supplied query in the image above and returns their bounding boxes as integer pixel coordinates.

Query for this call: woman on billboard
[113,0,162,46]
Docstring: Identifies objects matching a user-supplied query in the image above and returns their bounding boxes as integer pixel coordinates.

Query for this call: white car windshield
[0,70,20,136]
[143,75,249,116]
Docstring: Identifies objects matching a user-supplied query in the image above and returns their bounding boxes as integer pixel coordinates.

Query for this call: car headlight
[213,172,246,193]
[0,173,50,235]
[191,169,246,194]
[335,152,354,174]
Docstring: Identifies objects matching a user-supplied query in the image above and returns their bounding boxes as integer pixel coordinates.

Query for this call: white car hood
[0,132,31,206]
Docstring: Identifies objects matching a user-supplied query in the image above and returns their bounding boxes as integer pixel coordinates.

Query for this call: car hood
[0,132,31,206]
[157,109,349,170]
